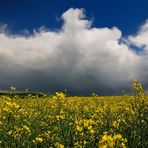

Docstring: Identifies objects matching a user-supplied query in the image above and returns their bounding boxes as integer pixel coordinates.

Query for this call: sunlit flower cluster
[99,132,127,148]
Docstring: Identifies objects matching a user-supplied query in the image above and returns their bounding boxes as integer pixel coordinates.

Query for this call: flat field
[0,83,147,148]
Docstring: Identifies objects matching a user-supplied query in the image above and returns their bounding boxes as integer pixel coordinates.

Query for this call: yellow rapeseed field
[0,81,147,147]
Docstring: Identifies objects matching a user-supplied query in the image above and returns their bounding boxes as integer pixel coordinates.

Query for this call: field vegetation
[0,81,147,147]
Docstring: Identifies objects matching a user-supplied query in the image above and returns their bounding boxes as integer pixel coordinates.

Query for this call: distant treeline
[0,90,47,97]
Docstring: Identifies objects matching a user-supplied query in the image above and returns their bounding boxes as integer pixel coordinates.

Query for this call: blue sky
[0,0,148,35]
[0,0,148,95]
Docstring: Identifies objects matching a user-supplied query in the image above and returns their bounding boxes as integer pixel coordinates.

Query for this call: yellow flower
[59,144,64,148]
[113,134,122,141]
[12,103,20,109]
[84,121,89,128]
[120,143,126,148]
[88,125,92,130]
[112,120,119,128]
[3,107,11,112]
[33,137,43,144]
[76,125,83,132]
[22,125,31,134]
[90,129,95,134]
[55,142,64,148]
[99,132,127,148]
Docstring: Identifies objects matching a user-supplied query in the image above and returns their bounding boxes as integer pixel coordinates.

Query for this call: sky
[0,0,148,95]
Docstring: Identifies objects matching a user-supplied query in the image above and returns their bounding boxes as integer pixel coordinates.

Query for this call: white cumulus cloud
[0,8,147,94]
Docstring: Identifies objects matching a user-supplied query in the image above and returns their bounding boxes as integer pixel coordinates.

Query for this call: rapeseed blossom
[0,81,147,147]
